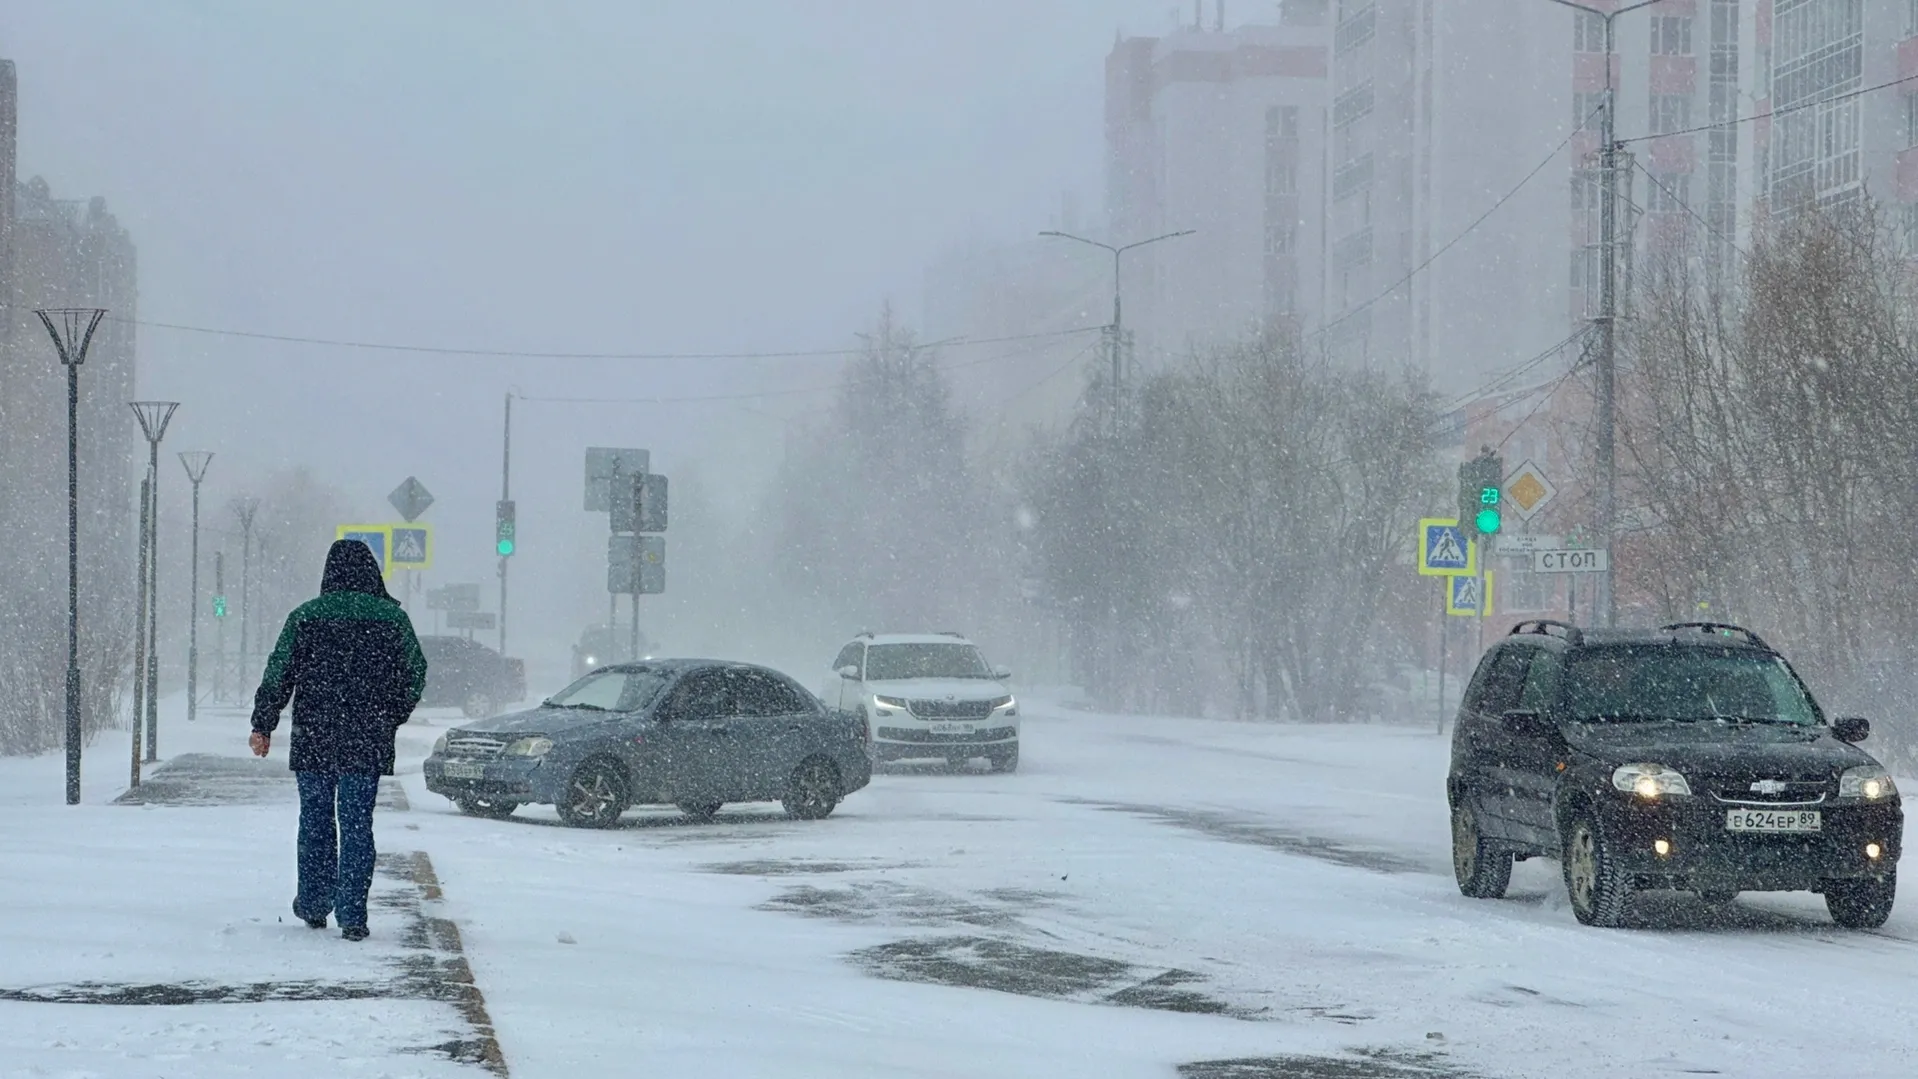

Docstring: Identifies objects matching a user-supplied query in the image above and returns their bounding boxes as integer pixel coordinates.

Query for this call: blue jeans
[294,771,380,929]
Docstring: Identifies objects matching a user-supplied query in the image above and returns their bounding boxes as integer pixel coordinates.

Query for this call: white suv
[823,633,1018,772]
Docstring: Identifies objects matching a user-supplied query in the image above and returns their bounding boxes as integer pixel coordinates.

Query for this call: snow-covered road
[7,697,1917,1078]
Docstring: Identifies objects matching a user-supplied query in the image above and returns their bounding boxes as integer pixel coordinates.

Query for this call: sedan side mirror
[837,665,859,679]
[1501,709,1553,740]
[992,665,1013,681]
[1832,716,1871,743]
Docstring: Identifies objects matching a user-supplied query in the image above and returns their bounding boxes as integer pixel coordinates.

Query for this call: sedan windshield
[544,669,672,713]
[864,643,993,681]
[1562,646,1819,725]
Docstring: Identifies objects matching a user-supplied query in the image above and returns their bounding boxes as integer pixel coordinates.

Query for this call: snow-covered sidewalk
[0,702,500,1079]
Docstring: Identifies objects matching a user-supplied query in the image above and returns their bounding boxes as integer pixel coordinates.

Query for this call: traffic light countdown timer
[1458,449,1504,539]
[496,499,517,557]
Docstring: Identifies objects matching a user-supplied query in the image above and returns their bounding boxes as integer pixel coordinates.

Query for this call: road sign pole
[1475,538,1486,658]
[1437,581,1447,735]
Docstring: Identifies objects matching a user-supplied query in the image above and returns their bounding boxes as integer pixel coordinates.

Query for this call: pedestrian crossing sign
[389,525,433,572]
[1417,518,1477,576]
[1447,572,1495,617]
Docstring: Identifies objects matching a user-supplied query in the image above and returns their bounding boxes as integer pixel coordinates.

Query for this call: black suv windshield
[864,643,992,680]
[1562,646,1819,725]
[544,669,672,713]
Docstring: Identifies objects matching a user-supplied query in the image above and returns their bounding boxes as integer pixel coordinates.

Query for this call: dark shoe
[341,925,369,942]
[293,903,328,930]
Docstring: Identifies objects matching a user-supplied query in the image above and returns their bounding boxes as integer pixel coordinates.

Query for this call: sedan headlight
[1613,763,1692,798]
[503,736,554,757]
[872,696,908,715]
[1840,765,1898,801]
[432,732,448,755]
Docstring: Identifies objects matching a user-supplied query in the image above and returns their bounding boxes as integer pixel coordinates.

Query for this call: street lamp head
[35,308,107,367]
[130,401,181,445]
[179,450,214,484]
[230,494,261,530]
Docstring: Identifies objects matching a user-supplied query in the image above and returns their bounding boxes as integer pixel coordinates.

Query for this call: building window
[1266,221,1297,256]
[1573,91,1608,128]
[1907,94,1918,147]
[1650,16,1694,56]
[1571,169,1602,212]
[1646,171,1692,214]
[1282,0,1331,25]
[1649,93,1692,134]
[1335,4,1377,53]
[1573,10,1606,53]
[1333,81,1375,128]
[1333,227,1374,270]
[1903,203,1918,257]
[1570,245,1595,290]
[1333,153,1374,201]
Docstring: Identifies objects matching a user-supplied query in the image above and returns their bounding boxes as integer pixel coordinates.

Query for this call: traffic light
[496,499,517,557]
[212,595,227,619]
[1458,449,1505,538]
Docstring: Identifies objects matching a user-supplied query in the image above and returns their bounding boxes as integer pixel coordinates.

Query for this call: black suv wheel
[1564,810,1631,927]
[1451,799,1512,899]
[1825,873,1896,929]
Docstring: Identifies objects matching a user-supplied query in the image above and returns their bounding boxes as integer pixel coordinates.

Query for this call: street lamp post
[1038,229,1195,436]
[179,452,214,723]
[1543,0,1659,627]
[36,308,106,805]
[131,402,179,763]
[231,496,260,700]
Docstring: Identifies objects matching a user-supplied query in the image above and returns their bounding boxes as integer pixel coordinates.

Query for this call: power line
[515,333,1088,407]
[34,307,1102,361]
[1618,71,1918,146]
[1315,105,1604,343]
[1634,161,1750,260]
[1441,327,1592,414]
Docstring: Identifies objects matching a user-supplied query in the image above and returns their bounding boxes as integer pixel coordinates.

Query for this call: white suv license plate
[1725,808,1821,833]
[443,761,487,780]
[929,723,977,735]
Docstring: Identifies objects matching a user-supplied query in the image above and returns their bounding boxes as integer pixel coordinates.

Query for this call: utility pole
[131,476,150,786]
[214,551,227,703]
[130,402,178,762]
[179,452,213,723]
[1039,228,1195,435]
[232,496,260,698]
[37,309,105,805]
[499,392,512,657]
[1545,0,1658,628]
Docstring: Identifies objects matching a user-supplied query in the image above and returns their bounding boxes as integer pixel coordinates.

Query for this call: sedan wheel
[556,760,629,828]
[782,757,841,820]
[461,692,494,720]
[1564,812,1631,927]
[1451,799,1511,899]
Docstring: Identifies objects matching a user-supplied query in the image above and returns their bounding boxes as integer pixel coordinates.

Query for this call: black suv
[1448,620,1903,928]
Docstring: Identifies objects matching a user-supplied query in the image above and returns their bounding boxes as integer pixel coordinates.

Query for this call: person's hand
[249,731,270,757]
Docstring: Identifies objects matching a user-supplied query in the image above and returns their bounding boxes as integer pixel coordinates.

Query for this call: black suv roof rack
[1509,619,1583,644]
[1659,621,1772,650]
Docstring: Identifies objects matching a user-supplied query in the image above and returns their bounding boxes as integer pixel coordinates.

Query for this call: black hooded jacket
[251,540,428,774]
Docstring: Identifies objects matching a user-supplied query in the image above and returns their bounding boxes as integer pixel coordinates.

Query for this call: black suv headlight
[1840,765,1897,802]
[1612,763,1692,799]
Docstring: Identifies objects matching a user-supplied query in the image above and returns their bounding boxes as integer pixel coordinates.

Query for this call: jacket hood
[320,540,394,600]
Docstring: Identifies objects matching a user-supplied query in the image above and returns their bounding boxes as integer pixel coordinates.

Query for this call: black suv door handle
[709,725,733,735]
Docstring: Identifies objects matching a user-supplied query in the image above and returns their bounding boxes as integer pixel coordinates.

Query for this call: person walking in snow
[249,539,427,941]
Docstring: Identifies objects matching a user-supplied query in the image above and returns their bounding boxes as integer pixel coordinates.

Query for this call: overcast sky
[3,0,1211,649]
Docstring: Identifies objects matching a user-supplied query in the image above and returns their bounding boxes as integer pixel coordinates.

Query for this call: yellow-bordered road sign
[1447,572,1496,617]
[1418,518,1477,576]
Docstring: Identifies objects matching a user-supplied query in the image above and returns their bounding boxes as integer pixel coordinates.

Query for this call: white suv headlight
[433,732,448,755]
[872,696,908,715]
[1840,765,1897,801]
[1613,763,1692,798]
[989,695,1016,714]
[503,736,554,757]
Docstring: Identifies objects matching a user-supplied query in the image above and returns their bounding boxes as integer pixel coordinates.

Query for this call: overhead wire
[1633,162,1750,261]
[1617,71,1918,146]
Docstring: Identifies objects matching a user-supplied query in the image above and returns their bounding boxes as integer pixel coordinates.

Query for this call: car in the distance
[419,635,526,718]
[423,659,872,827]
[823,632,1018,772]
[572,623,652,680]
[1448,619,1903,928]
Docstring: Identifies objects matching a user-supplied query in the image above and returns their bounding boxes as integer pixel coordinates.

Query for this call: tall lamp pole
[1543,0,1659,627]
[131,402,179,763]
[1038,228,1194,435]
[178,452,214,723]
[232,496,260,699]
[37,308,106,805]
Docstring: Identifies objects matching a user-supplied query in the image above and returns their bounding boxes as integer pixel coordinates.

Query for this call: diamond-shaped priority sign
[388,476,435,522]
[1503,460,1555,523]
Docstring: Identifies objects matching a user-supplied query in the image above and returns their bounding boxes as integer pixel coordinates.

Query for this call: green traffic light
[496,539,515,557]
[1475,508,1502,534]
